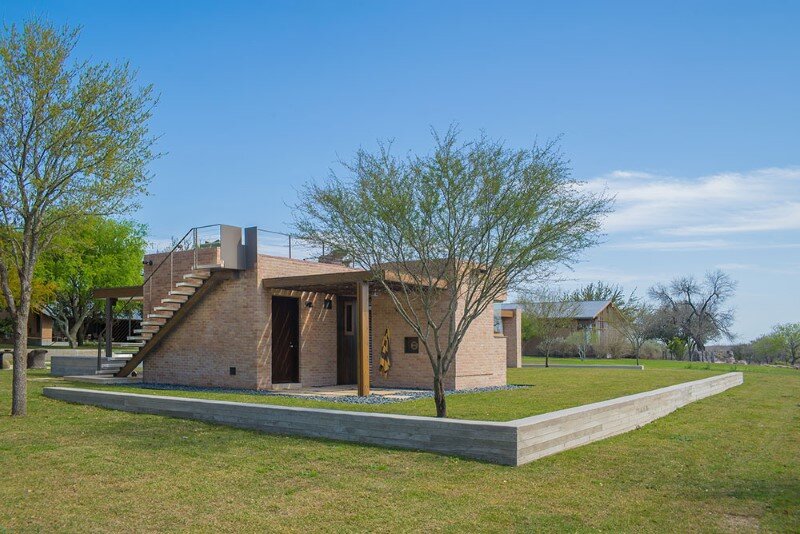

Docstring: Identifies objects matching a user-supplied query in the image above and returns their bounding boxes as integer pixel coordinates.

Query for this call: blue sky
[3,1,798,341]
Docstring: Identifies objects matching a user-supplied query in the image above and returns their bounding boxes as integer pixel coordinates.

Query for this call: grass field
[67,365,729,421]
[522,356,796,373]
[1,363,798,532]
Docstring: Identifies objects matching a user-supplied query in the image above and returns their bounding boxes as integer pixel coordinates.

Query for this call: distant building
[0,309,54,346]
[521,300,627,357]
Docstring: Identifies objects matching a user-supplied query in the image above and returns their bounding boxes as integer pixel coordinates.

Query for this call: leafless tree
[649,270,736,362]
[618,303,656,365]
[518,292,578,367]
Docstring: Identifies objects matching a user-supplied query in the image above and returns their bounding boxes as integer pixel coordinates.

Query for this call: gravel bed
[119,382,526,405]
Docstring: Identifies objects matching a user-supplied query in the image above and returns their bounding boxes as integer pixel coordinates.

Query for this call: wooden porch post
[356,281,370,396]
[105,297,116,357]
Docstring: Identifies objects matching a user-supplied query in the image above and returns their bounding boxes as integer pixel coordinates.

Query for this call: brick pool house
[102,226,521,395]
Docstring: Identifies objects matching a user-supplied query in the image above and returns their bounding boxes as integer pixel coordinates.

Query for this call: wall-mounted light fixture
[142,260,153,266]
[323,299,333,309]
[305,301,313,308]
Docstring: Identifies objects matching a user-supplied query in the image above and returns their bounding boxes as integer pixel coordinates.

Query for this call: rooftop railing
[95,224,226,369]
[256,228,337,262]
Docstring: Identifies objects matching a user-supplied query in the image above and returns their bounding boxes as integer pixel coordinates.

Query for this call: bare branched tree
[649,270,737,362]
[295,127,612,416]
[518,292,578,367]
[0,21,156,415]
[618,303,656,365]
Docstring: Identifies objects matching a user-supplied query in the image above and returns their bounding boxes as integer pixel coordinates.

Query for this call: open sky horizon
[3,1,798,342]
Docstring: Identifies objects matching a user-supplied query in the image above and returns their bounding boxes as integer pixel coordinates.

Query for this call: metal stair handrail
[95,224,223,370]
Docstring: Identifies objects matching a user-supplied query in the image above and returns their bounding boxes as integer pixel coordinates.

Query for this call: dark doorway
[272,296,299,383]
[337,297,358,384]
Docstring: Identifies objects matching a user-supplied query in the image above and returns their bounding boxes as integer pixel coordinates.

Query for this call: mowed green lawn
[1,364,798,532]
[66,365,729,421]
[523,356,797,372]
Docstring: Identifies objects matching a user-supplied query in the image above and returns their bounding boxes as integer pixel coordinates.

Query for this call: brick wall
[370,292,456,390]
[502,310,522,368]
[257,255,360,388]
[142,249,507,392]
[142,248,220,317]
[143,266,262,388]
[370,292,508,391]
[452,302,507,389]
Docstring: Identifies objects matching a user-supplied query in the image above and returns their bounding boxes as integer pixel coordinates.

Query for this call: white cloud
[608,239,732,251]
[559,265,665,286]
[587,166,800,236]
[608,239,800,252]
[715,262,800,276]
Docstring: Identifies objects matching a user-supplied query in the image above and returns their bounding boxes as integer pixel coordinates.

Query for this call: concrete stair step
[154,304,180,312]
[162,296,188,304]
[135,326,159,334]
[184,270,211,280]
[176,280,203,289]
[127,335,149,342]
[169,289,194,296]
[195,264,222,270]
[142,318,167,326]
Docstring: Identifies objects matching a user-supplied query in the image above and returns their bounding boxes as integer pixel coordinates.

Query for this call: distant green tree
[41,217,146,348]
[567,326,597,361]
[0,21,156,416]
[772,323,800,365]
[749,333,784,364]
[666,337,687,360]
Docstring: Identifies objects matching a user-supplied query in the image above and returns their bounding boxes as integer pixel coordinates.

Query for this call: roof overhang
[262,269,446,295]
[92,286,144,300]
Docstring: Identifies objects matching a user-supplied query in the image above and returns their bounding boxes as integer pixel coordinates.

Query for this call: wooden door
[337,297,357,384]
[272,296,299,383]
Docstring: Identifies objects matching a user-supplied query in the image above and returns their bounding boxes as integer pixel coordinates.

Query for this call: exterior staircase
[94,355,135,376]
[112,265,234,378]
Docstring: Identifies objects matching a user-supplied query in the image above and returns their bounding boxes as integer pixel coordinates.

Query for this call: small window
[493,303,503,335]
[344,302,354,335]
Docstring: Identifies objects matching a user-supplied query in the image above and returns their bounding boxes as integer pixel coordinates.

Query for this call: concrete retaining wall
[513,371,743,464]
[51,355,100,376]
[50,355,136,376]
[43,372,742,466]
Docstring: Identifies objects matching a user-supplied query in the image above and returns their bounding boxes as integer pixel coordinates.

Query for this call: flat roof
[92,286,143,300]
[262,270,446,295]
